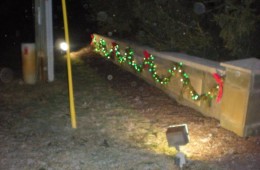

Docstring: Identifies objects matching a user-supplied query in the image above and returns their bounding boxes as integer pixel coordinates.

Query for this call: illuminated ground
[0,49,260,170]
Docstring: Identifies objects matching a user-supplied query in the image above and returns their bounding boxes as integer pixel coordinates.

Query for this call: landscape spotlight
[166,124,189,169]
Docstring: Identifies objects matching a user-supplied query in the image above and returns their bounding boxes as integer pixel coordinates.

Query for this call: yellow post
[61,0,77,128]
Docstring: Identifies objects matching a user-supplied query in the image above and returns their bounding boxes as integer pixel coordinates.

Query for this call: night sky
[0,0,259,70]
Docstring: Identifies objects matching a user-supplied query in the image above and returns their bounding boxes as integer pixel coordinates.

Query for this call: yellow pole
[61,0,77,128]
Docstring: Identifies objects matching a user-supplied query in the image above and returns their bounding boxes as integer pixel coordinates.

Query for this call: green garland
[91,36,222,104]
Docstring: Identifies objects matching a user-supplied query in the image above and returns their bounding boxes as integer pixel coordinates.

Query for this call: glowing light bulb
[60,42,68,51]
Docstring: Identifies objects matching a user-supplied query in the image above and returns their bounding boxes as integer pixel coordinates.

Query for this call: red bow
[212,73,223,103]
[90,34,94,45]
[143,50,150,59]
[143,50,151,69]
[112,42,117,48]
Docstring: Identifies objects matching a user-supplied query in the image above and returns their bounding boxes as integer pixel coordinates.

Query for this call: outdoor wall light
[59,42,68,51]
[166,124,189,169]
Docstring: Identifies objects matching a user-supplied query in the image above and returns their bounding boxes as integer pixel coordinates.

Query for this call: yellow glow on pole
[61,0,77,128]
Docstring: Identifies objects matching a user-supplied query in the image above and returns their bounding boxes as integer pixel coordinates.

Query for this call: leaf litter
[0,51,260,170]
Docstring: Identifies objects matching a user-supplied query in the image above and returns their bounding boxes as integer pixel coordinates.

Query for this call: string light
[91,35,223,104]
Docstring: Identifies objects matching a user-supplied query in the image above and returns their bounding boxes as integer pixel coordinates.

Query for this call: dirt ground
[1,49,260,170]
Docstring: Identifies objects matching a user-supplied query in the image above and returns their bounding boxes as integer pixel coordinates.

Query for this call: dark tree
[81,0,259,61]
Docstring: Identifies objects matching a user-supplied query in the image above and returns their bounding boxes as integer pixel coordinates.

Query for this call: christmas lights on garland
[91,35,224,104]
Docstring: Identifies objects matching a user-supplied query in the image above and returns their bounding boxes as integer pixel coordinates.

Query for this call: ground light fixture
[166,124,189,169]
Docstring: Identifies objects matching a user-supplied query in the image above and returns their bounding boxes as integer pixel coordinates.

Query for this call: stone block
[220,84,249,136]
[253,74,260,90]
[225,69,250,89]
[244,91,260,136]
[221,58,260,136]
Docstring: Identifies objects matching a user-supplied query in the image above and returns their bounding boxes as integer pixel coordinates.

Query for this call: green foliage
[83,0,259,61]
[214,0,259,59]
[132,0,213,56]
[87,0,135,36]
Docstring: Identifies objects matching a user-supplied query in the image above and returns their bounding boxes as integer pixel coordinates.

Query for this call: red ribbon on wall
[143,50,151,69]
[90,34,94,45]
[212,73,223,103]
[112,42,117,48]
[143,50,151,59]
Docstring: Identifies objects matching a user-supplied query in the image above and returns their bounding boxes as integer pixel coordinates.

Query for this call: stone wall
[220,58,260,136]
[91,34,260,137]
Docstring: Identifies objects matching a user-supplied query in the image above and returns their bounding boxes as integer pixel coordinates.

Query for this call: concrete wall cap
[221,58,260,74]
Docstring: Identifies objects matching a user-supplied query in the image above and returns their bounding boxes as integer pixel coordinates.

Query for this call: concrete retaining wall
[91,34,260,137]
